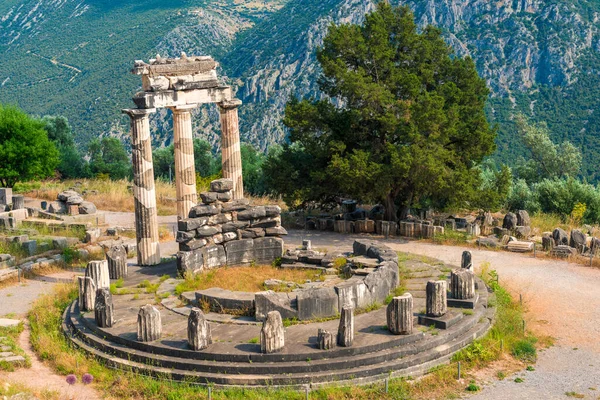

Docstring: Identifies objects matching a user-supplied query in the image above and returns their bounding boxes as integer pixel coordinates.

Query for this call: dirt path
[287,231,600,399]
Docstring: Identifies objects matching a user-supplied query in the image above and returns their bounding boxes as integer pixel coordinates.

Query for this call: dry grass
[19,179,287,215]
[175,265,322,295]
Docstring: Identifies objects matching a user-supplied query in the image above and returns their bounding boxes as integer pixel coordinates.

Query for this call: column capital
[218,99,242,111]
[168,104,198,113]
[122,108,156,118]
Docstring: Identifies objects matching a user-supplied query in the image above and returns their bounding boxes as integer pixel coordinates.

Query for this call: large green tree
[88,137,131,180]
[264,3,495,220]
[0,105,59,187]
[41,115,89,179]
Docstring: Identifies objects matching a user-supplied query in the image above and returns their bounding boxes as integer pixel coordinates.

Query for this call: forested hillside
[2,0,600,181]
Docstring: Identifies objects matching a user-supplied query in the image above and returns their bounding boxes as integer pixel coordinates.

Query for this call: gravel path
[287,230,600,399]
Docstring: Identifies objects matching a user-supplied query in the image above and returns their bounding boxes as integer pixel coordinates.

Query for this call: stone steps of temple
[65,304,491,387]
[63,290,493,387]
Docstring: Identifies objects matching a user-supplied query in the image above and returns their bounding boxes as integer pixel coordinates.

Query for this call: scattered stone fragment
[502,213,517,230]
[337,305,354,347]
[260,311,285,354]
[85,260,110,290]
[317,328,335,350]
[461,251,472,271]
[78,276,96,312]
[188,308,212,351]
[137,304,162,342]
[94,288,114,328]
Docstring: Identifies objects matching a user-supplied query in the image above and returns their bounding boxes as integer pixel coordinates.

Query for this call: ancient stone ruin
[47,190,97,216]
[124,54,245,266]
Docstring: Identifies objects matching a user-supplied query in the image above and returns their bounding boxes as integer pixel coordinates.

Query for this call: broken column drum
[450,269,475,300]
[106,244,128,280]
[95,288,114,328]
[260,311,285,354]
[337,305,355,347]
[85,260,110,290]
[125,55,247,265]
[137,304,162,342]
[78,276,96,312]
[426,281,447,317]
[387,293,413,335]
[317,328,335,350]
[461,251,473,271]
[188,308,212,351]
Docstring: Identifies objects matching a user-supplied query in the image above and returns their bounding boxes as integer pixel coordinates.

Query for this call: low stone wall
[176,179,287,276]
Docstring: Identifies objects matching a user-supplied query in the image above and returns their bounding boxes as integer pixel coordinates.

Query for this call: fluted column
[170,105,198,220]
[218,99,244,199]
[122,108,161,266]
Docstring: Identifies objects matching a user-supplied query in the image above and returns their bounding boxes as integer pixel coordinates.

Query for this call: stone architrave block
[461,251,473,271]
[255,291,298,322]
[137,304,162,342]
[202,244,226,269]
[450,269,475,300]
[297,287,338,321]
[94,288,114,328]
[177,249,204,277]
[426,280,447,318]
[317,328,336,350]
[78,276,96,312]
[225,239,254,266]
[260,311,285,354]
[253,237,284,264]
[387,293,413,335]
[106,245,127,280]
[188,308,212,351]
[85,260,110,290]
[337,305,354,347]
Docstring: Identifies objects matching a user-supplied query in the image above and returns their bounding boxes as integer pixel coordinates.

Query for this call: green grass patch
[0,323,30,371]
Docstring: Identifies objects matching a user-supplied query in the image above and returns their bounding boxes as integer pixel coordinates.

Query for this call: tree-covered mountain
[2,0,600,181]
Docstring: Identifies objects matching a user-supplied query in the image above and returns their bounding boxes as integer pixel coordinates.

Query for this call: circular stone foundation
[63,240,494,388]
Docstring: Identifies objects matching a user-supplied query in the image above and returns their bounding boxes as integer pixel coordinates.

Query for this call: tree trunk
[383,192,397,222]
[398,192,414,220]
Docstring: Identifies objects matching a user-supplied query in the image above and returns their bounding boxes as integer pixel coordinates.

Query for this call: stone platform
[62,245,494,388]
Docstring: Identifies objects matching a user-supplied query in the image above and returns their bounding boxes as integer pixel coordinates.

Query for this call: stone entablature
[176,179,287,276]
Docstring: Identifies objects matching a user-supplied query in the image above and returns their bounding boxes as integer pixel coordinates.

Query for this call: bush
[534,178,600,223]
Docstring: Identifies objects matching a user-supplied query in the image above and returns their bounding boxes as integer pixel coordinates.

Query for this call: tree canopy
[0,104,59,187]
[88,137,131,180]
[263,3,496,219]
[41,115,89,179]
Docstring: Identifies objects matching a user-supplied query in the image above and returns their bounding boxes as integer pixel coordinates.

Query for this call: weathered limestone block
[255,291,297,322]
[210,178,234,193]
[11,195,24,210]
[217,191,232,202]
[542,235,554,251]
[264,205,281,217]
[137,305,162,342]
[254,237,284,264]
[94,288,114,328]
[179,238,208,252]
[178,218,208,232]
[405,222,415,238]
[553,228,569,246]
[414,222,422,238]
[221,198,250,212]
[260,311,285,354]
[337,305,354,347]
[48,201,67,214]
[426,280,447,317]
[237,206,266,221]
[188,308,212,351]
[176,231,195,243]
[21,240,37,256]
[297,287,338,321]
[450,269,475,300]
[200,191,218,204]
[250,217,280,229]
[241,228,266,239]
[570,229,587,252]
[85,260,110,290]
[517,210,531,226]
[462,251,473,271]
[203,244,227,269]
[502,213,517,230]
[591,237,600,255]
[85,228,101,244]
[387,293,413,335]
[515,226,531,239]
[466,223,480,237]
[106,245,127,280]
[225,239,254,266]
[78,276,96,312]
[189,204,219,218]
[0,188,12,206]
[79,202,97,215]
[317,328,336,350]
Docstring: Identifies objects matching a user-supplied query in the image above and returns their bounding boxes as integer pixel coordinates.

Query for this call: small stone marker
[461,251,472,271]
[106,244,128,280]
[450,269,475,300]
[302,240,312,251]
[78,276,96,312]
[426,280,447,317]
[94,288,114,328]
[337,305,354,347]
[317,328,335,350]
[137,305,162,342]
[85,260,110,290]
[387,293,413,335]
[260,311,285,354]
[188,308,212,351]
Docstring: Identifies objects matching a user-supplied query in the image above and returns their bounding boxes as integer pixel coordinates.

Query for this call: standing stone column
[170,105,198,220]
[106,244,127,280]
[137,304,162,342]
[78,276,96,312]
[85,260,110,290]
[122,108,161,266]
[337,305,354,347]
[451,269,476,300]
[95,288,114,328]
[218,100,244,199]
[260,311,285,354]
[188,308,212,351]
[461,251,473,271]
[387,293,413,335]
[426,281,447,317]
